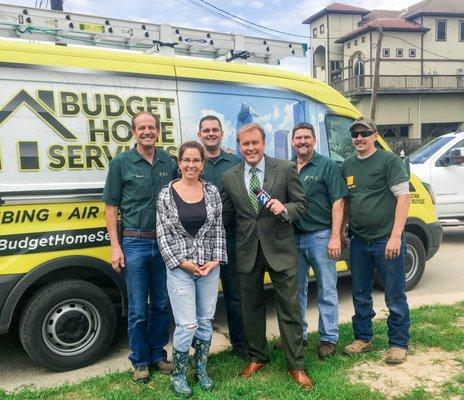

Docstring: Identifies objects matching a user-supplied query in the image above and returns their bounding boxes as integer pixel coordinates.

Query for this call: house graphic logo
[0,88,178,172]
[0,90,76,140]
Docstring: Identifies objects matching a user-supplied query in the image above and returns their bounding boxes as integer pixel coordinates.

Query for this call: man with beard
[197,115,247,359]
[103,111,176,382]
[288,122,348,359]
[341,117,411,365]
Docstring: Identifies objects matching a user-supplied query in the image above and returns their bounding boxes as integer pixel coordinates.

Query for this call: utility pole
[370,27,383,121]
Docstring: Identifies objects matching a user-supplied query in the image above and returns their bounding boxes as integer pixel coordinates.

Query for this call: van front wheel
[19,279,116,371]
[374,232,426,291]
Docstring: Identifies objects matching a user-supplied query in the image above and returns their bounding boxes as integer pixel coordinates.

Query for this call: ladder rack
[0,2,307,64]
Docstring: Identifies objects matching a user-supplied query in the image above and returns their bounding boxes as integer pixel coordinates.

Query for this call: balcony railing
[330,75,464,95]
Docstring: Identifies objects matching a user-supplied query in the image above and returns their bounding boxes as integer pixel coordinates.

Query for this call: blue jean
[122,236,170,367]
[296,229,339,344]
[167,265,220,352]
[350,235,410,349]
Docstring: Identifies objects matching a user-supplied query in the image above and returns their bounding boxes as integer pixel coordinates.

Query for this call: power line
[188,0,302,39]
[189,0,280,38]
[197,0,311,39]
[172,0,280,38]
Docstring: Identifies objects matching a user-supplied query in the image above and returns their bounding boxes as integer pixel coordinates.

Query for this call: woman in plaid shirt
[156,141,227,397]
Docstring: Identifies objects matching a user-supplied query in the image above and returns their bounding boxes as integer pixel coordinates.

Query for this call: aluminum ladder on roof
[0,2,307,64]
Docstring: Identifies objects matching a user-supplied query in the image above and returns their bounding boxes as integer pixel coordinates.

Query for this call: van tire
[19,279,116,372]
[374,232,426,291]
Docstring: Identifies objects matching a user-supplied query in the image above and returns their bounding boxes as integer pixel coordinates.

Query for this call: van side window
[411,136,454,164]
[325,115,355,164]
[177,81,315,160]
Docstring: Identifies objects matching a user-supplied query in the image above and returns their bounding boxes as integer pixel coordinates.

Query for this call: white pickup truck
[410,131,464,224]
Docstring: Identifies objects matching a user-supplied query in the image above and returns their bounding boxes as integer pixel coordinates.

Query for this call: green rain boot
[171,349,193,398]
[193,337,214,390]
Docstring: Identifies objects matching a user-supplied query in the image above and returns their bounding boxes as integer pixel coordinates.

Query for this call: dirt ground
[455,317,464,328]
[350,347,464,398]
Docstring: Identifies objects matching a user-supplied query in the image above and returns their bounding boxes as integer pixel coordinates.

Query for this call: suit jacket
[221,155,307,274]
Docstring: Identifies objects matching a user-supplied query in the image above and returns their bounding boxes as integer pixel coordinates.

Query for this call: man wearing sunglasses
[341,117,411,365]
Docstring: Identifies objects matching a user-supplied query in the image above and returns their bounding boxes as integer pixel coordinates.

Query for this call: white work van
[410,131,464,223]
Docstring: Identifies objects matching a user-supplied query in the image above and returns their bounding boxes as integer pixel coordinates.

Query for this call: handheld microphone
[253,187,289,223]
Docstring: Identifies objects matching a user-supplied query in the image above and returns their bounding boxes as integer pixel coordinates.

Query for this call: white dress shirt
[244,156,265,192]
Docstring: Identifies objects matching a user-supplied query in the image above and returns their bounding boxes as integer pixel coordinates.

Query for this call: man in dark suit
[221,123,312,390]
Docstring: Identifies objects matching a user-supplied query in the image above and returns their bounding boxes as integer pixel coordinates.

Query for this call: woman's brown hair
[178,141,205,161]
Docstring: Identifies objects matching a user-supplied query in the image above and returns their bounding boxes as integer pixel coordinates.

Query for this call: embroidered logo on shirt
[346,175,356,189]
[304,175,320,183]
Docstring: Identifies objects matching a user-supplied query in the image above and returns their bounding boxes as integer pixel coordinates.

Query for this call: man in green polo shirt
[290,122,348,359]
[341,116,410,365]
[197,115,247,359]
[102,111,176,382]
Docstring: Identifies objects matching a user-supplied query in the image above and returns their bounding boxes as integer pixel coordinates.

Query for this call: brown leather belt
[122,230,156,239]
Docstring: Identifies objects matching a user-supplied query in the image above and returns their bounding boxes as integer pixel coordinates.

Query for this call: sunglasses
[350,130,375,139]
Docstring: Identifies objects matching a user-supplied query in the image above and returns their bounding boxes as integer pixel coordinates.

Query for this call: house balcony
[330,75,464,96]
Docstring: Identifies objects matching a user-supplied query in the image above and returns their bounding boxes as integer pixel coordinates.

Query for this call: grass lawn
[1,302,463,400]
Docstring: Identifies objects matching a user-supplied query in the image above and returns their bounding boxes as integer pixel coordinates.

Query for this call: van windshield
[410,136,454,164]
[325,115,355,164]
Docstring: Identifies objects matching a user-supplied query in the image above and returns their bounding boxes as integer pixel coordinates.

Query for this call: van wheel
[374,232,426,291]
[19,279,116,372]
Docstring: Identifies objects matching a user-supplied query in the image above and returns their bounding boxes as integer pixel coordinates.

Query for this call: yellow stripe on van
[0,247,109,275]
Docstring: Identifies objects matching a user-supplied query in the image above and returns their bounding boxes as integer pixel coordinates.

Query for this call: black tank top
[172,188,207,237]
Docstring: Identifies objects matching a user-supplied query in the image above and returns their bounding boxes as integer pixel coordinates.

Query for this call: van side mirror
[403,156,411,178]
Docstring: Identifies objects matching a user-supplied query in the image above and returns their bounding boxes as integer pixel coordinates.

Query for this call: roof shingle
[335,18,429,43]
[402,0,464,19]
[302,2,370,24]
[362,9,402,23]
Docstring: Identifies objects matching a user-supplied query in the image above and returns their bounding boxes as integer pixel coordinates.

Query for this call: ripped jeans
[166,265,220,352]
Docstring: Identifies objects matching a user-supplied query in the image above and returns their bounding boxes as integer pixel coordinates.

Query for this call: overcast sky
[0,0,422,73]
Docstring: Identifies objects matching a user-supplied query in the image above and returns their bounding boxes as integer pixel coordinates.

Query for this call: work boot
[153,359,173,375]
[343,339,373,355]
[171,349,193,398]
[193,337,214,390]
[385,347,407,364]
[318,341,336,359]
[132,365,149,383]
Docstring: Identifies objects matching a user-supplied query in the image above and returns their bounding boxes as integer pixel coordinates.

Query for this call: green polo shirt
[341,149,409,241]
[202,150,241,191]
[294,151,348,233]
[102,146,176,230]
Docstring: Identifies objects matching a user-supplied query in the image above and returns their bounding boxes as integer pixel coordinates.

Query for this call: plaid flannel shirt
[156,179,227,270]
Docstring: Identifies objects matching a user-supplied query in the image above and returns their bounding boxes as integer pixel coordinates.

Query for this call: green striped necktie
[249,166,260,214]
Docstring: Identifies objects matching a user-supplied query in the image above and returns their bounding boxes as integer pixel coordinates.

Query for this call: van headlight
[421,181,436,205]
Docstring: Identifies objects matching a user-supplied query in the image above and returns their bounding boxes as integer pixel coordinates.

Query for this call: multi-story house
[303,0,464,141]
